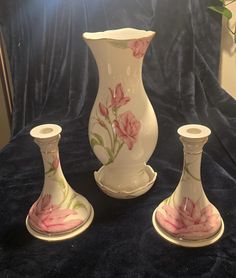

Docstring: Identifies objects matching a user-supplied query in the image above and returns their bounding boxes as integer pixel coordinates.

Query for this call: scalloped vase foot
[83,28,158,198]
[94,164,157,199]
[26,124,94,241]
[152,124,224,247]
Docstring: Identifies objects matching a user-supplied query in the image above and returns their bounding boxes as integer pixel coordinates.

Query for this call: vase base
[26,205,94,242]
[152,206,224,248]
[94,164,157,199]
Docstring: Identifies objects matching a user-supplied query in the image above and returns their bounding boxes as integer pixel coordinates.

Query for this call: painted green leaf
[73,203,87,210]
[90,138,99,149]
[184,164,201,182]
[208,6,232,19]
[92,133,104,146]
[105,147,113,159]
[57,178,66,190]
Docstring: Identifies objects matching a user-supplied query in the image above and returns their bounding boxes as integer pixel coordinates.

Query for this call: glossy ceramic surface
[83,28,158,198]
[153,124,224,247]
[26,124,94,241]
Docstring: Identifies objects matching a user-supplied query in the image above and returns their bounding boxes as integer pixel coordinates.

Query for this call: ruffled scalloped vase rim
[152,205,224,248]
[83,28,156,41]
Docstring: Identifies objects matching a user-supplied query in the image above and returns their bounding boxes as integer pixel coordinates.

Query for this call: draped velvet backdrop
[0,0,236,277]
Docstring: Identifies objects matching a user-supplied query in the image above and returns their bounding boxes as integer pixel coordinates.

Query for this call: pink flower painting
[90,82,141,164]
[109,83,130,109]
[128,39,150,58]
[52,156,60,170]
[99,102,109,117]
[156,197,221,239]
[29,194,83,233]
[113,111,141,150]
[45,155,60,176]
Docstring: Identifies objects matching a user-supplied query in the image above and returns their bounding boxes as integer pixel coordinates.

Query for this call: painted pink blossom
[29,194,83,233]
[52,156,60,170]
[99,102,109,117]
[109,83,130,109]
[128,39,150,58]
[156,197,221,239]
[113,111,141,150]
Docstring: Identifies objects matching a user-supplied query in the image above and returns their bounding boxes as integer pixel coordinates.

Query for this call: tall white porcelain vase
[83,28,158,199]
[26,124,94,241]
[152,124,224,247]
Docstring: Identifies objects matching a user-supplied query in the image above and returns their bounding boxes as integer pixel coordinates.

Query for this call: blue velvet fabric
[0,0,236,277]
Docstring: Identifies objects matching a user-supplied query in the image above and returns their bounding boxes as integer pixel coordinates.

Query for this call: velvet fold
[0,0,236,277]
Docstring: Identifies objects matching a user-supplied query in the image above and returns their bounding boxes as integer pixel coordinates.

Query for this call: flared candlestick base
[26,203,94,242]
[152,201,224,248]
[26,124,94,241]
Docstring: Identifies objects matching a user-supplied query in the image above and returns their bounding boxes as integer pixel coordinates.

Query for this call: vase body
[83,28,158,199]
[153,124,224,247]
[26,124,93,241]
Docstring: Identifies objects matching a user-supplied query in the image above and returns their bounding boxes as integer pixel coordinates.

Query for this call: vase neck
[34,135,63,181]
[85,38,153,83]
[180,137,208,183]
[88,40,144,78]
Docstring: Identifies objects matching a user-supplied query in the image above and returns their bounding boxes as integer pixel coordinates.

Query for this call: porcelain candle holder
[83,28,158,199]
[152,124,224,247]
[26,124,94,241]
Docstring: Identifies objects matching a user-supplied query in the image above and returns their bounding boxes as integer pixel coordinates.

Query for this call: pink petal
[178,222,213,234]
[191,200,201,222]
[156,211,179,234]
[115,83,124,101]
[124,137,134,150]
[40,194,52,210]
[180,197,195,216]
[46,208,76,222]
[207,214,221,227]
[199,214,208,224]
[162,205,180,219]
[201,204,213,217]
[99,102,109,117]
[44,219,84,233]
[29,214,49,232]
[113,111,141,150]
[162,205,184,228]
[119,96,130,106]
[178,209,195,227]
[52,156,60,169]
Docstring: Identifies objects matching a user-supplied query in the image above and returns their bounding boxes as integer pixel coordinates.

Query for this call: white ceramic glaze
[26,124,94,241]
[83,28,158,198]
[153,124,224,247]
[94,165,157,199]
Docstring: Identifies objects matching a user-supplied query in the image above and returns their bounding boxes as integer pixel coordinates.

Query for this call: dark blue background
[0,0,236,277]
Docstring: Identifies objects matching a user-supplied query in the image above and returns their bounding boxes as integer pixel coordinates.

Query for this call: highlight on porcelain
[26,124,94,241]
[152,124,224,247]
[83,28,158,199]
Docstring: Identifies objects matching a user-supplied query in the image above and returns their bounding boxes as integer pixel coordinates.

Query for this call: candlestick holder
[152,124,224,247]
[26,124,94,241]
